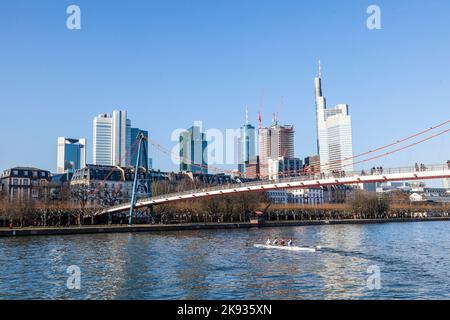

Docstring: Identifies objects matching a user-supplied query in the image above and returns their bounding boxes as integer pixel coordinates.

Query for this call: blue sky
[0,0,449,179]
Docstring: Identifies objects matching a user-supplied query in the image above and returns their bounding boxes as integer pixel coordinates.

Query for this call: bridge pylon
[129,131,152,225]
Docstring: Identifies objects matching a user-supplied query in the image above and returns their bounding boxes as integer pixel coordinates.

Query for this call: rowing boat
[254,244,320,252]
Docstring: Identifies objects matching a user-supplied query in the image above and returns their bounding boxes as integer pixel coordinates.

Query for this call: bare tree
[70,184,93,225]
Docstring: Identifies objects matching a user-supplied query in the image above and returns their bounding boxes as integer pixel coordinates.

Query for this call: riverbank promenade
[1,217,449,237]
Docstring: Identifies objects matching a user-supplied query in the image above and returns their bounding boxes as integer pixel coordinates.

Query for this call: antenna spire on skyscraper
[318,59,322,78]
[245,106,249,125]
[258,111,262,129]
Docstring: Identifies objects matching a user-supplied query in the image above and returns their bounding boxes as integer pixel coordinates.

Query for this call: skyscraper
[315,61,354,173]
[238,109,256,177]
[93,110,130,166]
[179,124,208,174]
[112,110,130,167]
[258,115,296,178]
[93,114,113,166]
[57,137,87,173]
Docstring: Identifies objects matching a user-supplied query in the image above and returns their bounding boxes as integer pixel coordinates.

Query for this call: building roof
[9,166,48,171]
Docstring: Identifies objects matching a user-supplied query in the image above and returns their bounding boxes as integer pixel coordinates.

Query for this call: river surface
[1,221,449,300]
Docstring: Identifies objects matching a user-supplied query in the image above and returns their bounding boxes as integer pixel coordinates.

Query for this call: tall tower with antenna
[314,60,354,173]
[238,107,256,177]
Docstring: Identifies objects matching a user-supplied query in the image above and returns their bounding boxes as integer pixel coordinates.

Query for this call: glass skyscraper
[57,137,87,173]
[129,128,149,167]
[179,124,208,174]
[238,110,256,177]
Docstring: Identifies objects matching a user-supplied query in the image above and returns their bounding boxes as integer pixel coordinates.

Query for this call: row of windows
[3,170,48,178]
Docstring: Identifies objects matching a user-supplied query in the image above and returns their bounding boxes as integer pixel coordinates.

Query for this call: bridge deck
[100,164,450,215]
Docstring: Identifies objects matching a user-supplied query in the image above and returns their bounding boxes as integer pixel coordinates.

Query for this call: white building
[288,188,324,205]
[266,188,324,205]
[315,61,354,173]
[57,137,87,173]
[93,110,131,166]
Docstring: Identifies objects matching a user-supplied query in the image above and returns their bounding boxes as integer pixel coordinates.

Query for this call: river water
[0,221,449,300]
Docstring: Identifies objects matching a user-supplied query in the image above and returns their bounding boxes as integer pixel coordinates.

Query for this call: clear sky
[1,0,449,181]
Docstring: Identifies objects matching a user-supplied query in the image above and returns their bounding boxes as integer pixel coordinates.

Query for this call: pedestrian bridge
[99,163,450,215]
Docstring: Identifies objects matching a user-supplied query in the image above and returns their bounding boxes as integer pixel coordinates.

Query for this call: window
[32,189,39,198]
[24,171,29,176]
[23,179,29,186]
[41,172,46,177]
[12,178,19,185]
[33,171,38,178]
[13,170,18,175]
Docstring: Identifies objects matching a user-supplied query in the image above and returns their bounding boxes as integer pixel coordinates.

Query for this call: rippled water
[1,221,449,300]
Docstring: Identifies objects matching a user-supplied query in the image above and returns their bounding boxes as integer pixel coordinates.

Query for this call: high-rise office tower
[112,110,130,167]
[315,61,354,173]
[258,114,296,178]
[93,114,113,166]
[238,109,257,177]
[93,110,130,166]
[270,123,295,159]
[57,137,87,173]
[179,124,208,174]
[258,120,271,178]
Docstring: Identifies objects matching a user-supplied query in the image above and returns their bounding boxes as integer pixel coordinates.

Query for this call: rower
[272,238,278,245]
[280,239,286,246]
[266,239,271,245]
[287,239,293,247]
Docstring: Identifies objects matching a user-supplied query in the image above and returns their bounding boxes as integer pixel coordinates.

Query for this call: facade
[93,110,131,166]
[315,61,354,173]
[57,137,87,174]
[258,120,296,178]
[71,164,150,206]
[179,125,208,174]
[267,157,303,180]
[266,189,288,204]
[93,113,113,166]
[258,126,271,178]
[267,188,324,205]
[237,113,257,178]
[288,188,324,205]
[243,156,260,179]
[304,155,321,175]
[322,185,354,204]
[112,110,130,167]
[0,167,52,200]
